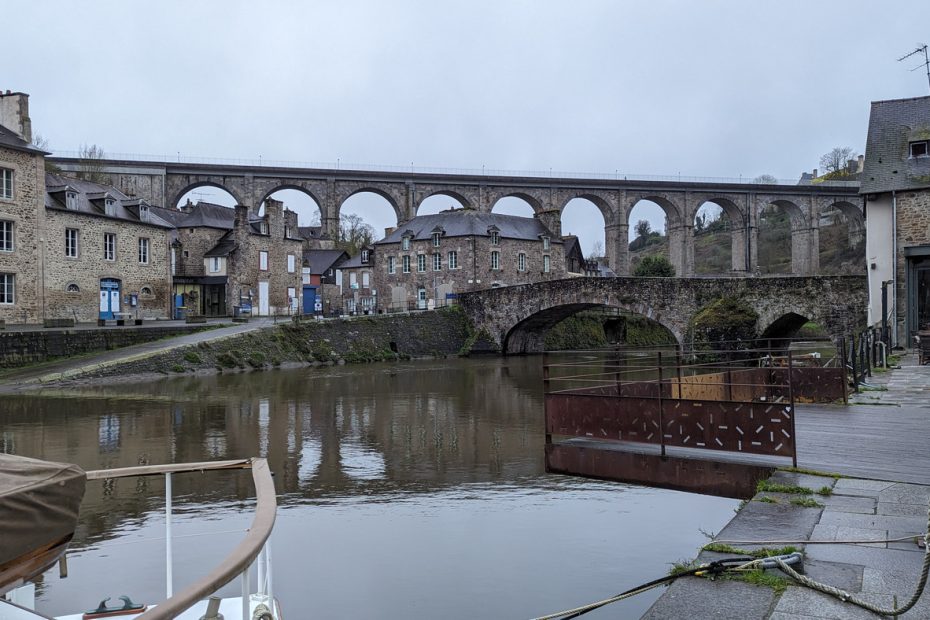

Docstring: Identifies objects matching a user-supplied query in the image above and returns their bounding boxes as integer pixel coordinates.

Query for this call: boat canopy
[0,454,86,593]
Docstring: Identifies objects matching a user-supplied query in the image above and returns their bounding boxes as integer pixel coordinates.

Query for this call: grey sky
[8,0,930,253]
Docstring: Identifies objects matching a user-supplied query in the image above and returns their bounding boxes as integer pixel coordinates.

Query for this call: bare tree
[634,219,651,239]
[752,174,778,184]
[337,213,375,255]
[819,147,857,175]
[588,240,605,261]
[32,134,61,173]
[77,143,108,183]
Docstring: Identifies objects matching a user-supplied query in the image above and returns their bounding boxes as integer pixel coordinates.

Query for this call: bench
[114,312,133,326]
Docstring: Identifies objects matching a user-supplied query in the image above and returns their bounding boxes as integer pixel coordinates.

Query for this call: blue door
[302,286,317,315]
[99,278,121,320]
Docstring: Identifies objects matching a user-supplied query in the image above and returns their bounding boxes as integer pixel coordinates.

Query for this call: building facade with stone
[861,95,930,345]
[334,246,375,314]
[0,92,46,324]
[373,209,565,311]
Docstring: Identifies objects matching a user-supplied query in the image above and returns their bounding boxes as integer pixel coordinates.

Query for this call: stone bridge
[456,275,868,354]
[48,157,861,277]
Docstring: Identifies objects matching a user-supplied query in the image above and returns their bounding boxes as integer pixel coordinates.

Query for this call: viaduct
[49,157,862,278]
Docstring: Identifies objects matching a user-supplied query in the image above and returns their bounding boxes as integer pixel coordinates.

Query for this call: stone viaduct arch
[457,275,868,355]
[48,157,862,277]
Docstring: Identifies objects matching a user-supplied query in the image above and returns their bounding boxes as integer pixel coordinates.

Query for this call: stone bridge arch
[485,188,548,214]
[333,181,408,237]
[168,177,246,209]
[457,276,867,355]
[625,192,686,275]
[414,185,479,213]
[687,194,751,274]
[255,180,328,214]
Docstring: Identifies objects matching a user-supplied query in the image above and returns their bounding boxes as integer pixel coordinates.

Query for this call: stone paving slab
[773,588,896,619]
[641,577,777,619]
[878,502,928,517]
[818,510,927,533]
[878,484,930,505]
[810,524,889,548]
[818,495,877,515]
[833,478,897,493]
[802,559,863,593]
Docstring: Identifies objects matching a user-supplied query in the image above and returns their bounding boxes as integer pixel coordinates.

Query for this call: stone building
[43,173,174,321]
[152,199,303,317]
[302,249,348,316]
[334,246,375,314]
[372,209,564,311]
[0,91,46,324]
[861,95,930,345]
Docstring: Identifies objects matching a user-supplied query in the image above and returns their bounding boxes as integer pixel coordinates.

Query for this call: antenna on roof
[898,44,930,93]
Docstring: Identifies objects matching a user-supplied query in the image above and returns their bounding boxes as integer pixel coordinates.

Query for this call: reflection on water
[0,357,737,618]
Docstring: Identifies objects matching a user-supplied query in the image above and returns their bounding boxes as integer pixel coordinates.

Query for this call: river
[1,356,738,618]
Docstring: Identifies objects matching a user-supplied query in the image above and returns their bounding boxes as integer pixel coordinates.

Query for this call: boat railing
[81,457,277,620]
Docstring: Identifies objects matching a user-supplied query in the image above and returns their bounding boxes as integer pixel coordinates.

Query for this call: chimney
[0,91,33,143]
[812,168,818,179]
[263,197,283,237]
[384,226,396,237]
[846,159,857,174]
[535,209,562,237]
[857,154,864,172]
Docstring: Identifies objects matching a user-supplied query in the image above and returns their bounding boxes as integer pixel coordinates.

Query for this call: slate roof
[303,249,349,275]
[338,253,370,269]
[298,225,325,240]
[374,210,559,245]
[45,173,174,228]
[861,95,930,195]
[0,124,48,155]
[204,231,237,257]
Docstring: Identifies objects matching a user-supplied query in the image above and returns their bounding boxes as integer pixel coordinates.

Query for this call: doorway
[99,278,121,320]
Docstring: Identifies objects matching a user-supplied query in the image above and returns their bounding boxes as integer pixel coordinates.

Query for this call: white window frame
[0,169,12,200]
[518,252,526,272]
[138,237,150,264]
[65,228,79,258]
[350,272,358,287]
[0,273,14,304]
[491,250,500,270]
[417,254,426,273]
[448,251,458,270]
[361,249,369,263]
[402,236,411,250]
[259,250,269,271]
[432,253,442,271]
[543,254,551,273]
[388,256,396,274]
[105,198,116,216]
[66,192,78,210]
[432,233,441,247]
[210,257,221,273]
[402,255,411,274]
[362,271,370,287]
[542,236,550,250]
[0,220,12,252]
[490,231,500,245]
[104,233,116,261]
[287,254,296,273]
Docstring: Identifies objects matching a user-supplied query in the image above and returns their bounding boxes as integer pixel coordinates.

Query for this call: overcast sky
[7,0,930,254]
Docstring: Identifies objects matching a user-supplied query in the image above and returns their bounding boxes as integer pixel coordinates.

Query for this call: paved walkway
[0,318,278,389]
[644,354,930,619]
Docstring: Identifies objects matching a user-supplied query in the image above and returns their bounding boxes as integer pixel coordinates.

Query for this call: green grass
[815,486,833,497]
[667,560,700,577]
[730,569,791,593]
[757,496,779,504]
[756,480,814,495]
[790,498,824,508]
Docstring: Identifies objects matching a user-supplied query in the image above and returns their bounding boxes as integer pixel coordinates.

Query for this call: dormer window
[542,236,550,250]
[432,232,441,247]
[361,249,370,263]
[66,192,78,210]
[105,198,116,216]
[490,230,500,245]
[402,236,411,251]
[910,140,929,158]
[260,221,269,235]
[139,204,149,222]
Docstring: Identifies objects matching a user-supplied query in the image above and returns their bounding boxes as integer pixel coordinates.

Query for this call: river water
[1,357,737,619]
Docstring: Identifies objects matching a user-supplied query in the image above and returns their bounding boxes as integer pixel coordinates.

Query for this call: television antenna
[898,44,930,92]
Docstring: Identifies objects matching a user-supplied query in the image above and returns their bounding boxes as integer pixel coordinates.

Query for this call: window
[287,254,296,273]
[362,272,370,287]
[259,251,268,271]
[66,283,80,293]
[259,221,269,234]
[361,249,369,263]
[543,255,551,273]
[104,233,116,261]
[432,232,441,247]
[350,272,358,288]
[417,254,426,272]
[518,252,526,272]
[210,257,221,273]
[65,228,79,258]
[491,251,500,270]
[0,169,12,199]
[388,256,396,274]
[910,141,929,158]
[542,236,550,250]
[448,250,458,270]
[140,286,153,296]
[0,220,12,252]
[138,237,149,264]
[402,255,411,273]
[490,231,500,245]
[433,253,442,271]
[105,198,116,216]
[0,273,13,304]
[402,236,410,250]
[66,192,78,210]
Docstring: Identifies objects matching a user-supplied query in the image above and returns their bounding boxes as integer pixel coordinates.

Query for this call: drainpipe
[891,190,897,348]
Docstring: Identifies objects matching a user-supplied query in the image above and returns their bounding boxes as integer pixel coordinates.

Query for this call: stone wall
[0,324,218,368]
[0,144,45,324]
[895,190,930,337]
[69,308,471,379]
[43,209,172,321]
[176,226,227,277]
